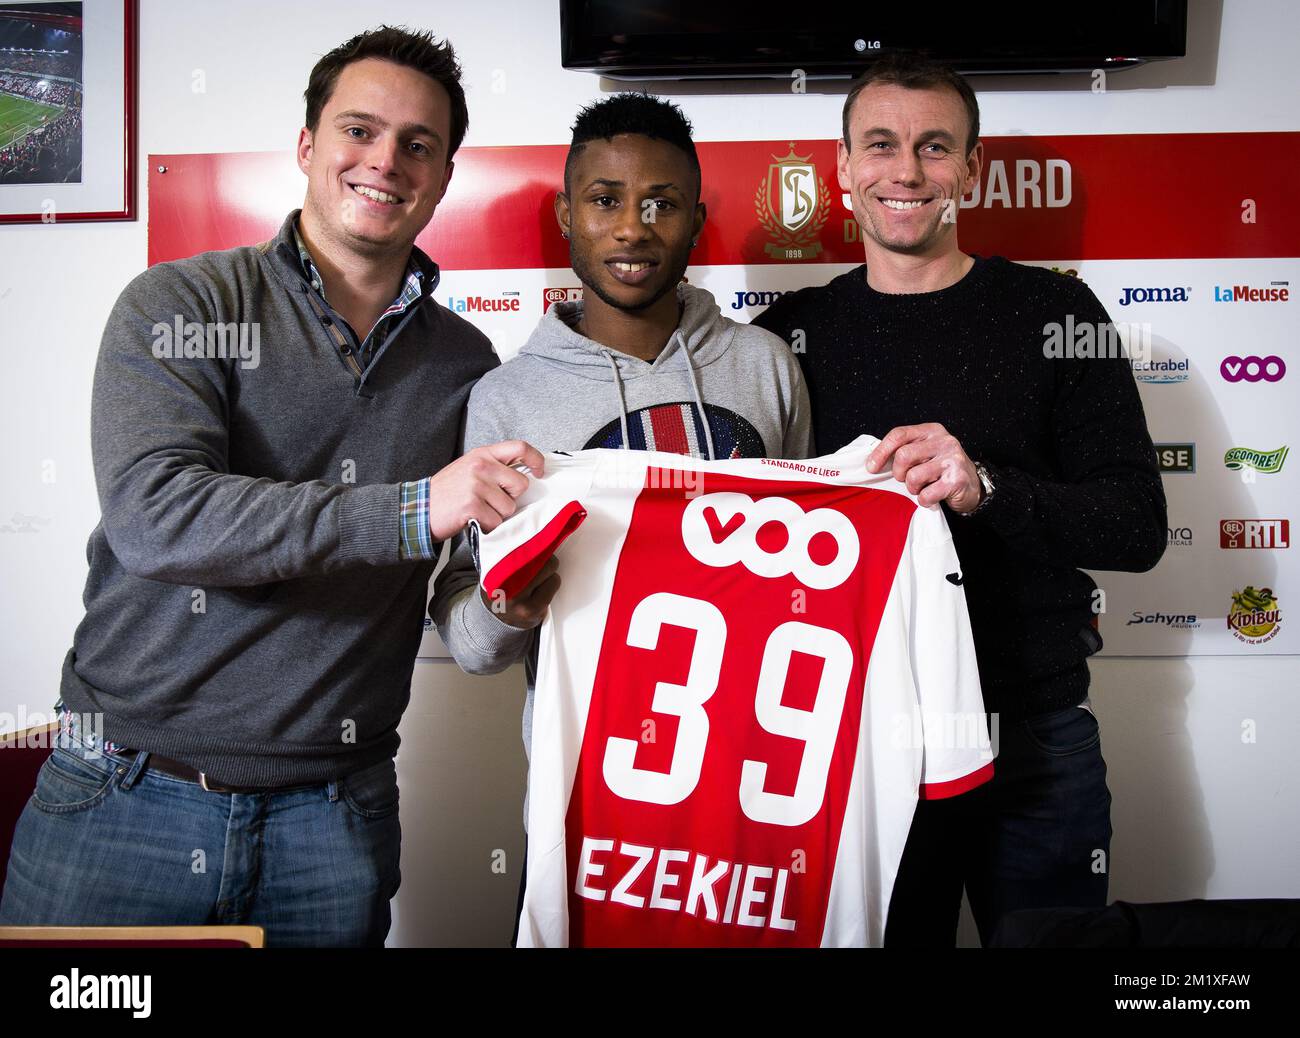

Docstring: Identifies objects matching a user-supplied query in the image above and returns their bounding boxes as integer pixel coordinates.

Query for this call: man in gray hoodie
[431,95,811,823]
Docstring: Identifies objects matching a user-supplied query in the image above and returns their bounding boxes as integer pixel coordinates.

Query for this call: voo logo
[1221,355,1285,383]
[681,493,859,589]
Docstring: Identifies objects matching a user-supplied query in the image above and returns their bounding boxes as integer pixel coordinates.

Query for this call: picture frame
[0,0,136,223]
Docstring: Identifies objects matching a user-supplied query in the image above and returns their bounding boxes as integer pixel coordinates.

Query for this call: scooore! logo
[1220,356,1285,383]
[542,287,582,312]
[755,145,830,260]
[1118,286,1190,306]
[1214,282,1290,303]
[1228,586,1281,644]
[1221,519,1290,549]
[1126,610,1200,629]
[1224,446,1288,473]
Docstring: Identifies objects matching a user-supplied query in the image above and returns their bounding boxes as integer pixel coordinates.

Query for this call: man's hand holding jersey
[867,423,985,513]
[426,440,547,540]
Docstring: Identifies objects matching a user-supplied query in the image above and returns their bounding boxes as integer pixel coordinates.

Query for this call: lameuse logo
[1213,282,1290,303]
[445,292,521,313]
[1220,520,1290,549]
[1228,586,1281,644]
[1220,356,1285,383]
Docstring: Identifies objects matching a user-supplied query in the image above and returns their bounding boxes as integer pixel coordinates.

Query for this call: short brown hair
[841,52,980,156]
[304,25,469,159]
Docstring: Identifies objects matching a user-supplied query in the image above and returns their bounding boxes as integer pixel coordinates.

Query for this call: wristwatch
[963,461,996,517]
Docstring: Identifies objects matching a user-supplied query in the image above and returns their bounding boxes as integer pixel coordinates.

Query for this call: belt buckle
[199,771,238,794]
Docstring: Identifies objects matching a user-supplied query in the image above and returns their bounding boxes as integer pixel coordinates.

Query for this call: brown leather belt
[119,749,284,794]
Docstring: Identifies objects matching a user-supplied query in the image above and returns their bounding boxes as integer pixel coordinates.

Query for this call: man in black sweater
[753,53,1166,946]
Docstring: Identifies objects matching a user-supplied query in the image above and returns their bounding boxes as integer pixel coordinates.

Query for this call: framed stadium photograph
[0,0,136,222]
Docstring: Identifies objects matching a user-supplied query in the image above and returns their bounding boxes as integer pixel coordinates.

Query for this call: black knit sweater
[753,256,1167,722]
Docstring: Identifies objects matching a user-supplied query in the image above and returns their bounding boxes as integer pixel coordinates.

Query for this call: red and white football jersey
[472,435,993,947]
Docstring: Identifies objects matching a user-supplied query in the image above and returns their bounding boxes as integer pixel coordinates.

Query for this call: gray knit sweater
[57,211,497,786]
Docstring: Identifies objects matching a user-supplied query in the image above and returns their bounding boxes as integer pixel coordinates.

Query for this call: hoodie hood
[519,283,737,379]
[517,282,737,460]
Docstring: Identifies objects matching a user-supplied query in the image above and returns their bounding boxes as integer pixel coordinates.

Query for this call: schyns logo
[50,970,151,1018]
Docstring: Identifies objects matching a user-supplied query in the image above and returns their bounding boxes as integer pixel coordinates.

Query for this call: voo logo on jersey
[681,492,859,589]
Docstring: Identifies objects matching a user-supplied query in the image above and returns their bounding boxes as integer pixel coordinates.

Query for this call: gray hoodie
[430,282,812,757]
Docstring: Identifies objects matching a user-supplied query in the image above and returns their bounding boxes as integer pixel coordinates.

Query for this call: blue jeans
[885,702,1113,947]
[0,708,401,947]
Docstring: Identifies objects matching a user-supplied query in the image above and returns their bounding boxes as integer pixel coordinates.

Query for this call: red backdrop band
[148,132,1300,268]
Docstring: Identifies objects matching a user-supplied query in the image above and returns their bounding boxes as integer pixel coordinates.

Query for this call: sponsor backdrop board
[148,133,1299,658]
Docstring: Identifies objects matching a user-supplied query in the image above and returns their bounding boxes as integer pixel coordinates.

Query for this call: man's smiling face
[558,133,704,313]
[837,82,981,257]
[297,57,454,257]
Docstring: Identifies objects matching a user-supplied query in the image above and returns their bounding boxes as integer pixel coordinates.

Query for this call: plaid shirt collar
[291,219,425,324]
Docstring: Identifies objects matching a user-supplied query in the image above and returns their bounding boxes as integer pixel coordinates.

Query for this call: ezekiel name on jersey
[472,436,994,947]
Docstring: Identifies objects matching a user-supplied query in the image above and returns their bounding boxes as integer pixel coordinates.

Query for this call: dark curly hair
[564,92,700,199]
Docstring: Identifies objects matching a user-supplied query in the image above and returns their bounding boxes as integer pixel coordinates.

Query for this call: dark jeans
[885,703,1113,947]
[0,708,402,947]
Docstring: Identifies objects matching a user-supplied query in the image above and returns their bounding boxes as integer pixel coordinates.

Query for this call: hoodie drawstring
[601,329,715,462]
[678,330,716,461]
[600,348,633,452]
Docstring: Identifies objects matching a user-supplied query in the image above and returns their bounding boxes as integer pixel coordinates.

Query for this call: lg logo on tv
[1221,355,1285,383]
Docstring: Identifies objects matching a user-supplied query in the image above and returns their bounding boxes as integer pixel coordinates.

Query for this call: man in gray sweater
[431,98,811,939]
[0,27,541,947]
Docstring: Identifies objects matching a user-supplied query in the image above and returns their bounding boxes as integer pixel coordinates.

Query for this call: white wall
[0,0,1295,947]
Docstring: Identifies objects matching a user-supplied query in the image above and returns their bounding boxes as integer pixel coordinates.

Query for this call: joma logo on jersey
[681,492,858,589]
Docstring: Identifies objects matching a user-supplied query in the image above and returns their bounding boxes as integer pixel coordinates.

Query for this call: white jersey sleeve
[905,509,994,798]
[470,457,593,600]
